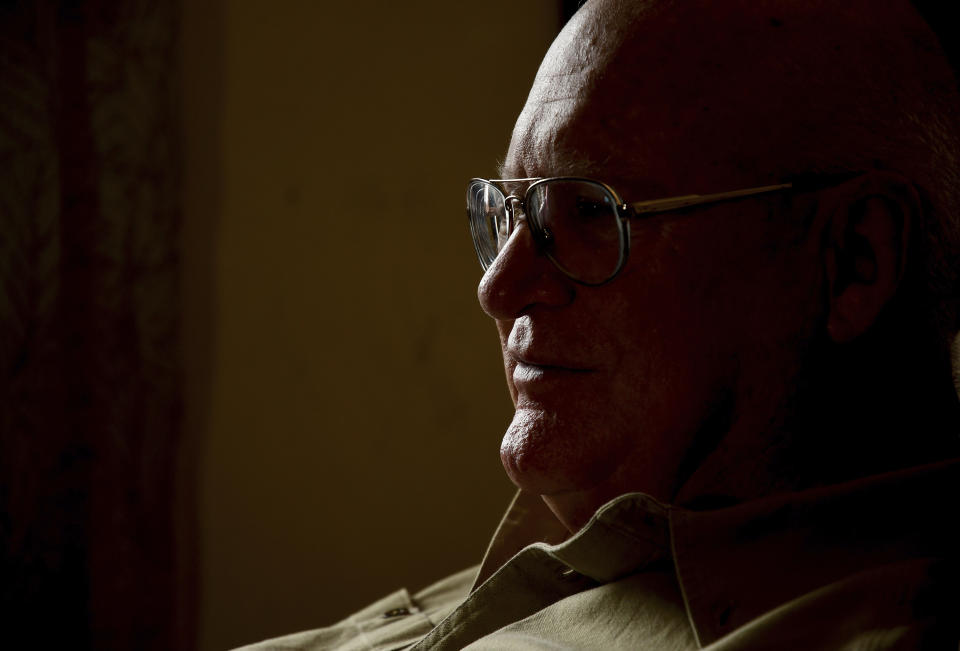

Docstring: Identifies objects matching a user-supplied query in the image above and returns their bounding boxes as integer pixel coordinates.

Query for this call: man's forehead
[502,0,939,194]
[503,2,759,190]
[502,63,643,186]
[502,62,691,194]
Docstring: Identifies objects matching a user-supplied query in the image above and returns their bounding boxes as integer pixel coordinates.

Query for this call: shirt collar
[673,457,960,645]
[473,489,672,591]
[471,490,569,591]
[475,458,960,645]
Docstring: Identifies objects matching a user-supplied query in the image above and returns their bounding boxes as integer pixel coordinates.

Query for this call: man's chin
[499,429,633,533]
[498,407,616,496]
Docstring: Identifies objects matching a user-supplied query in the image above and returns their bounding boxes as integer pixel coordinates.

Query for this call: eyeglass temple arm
[629,183,793,214]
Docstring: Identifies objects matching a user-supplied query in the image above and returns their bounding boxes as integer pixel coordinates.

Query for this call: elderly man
[242,0,960,648]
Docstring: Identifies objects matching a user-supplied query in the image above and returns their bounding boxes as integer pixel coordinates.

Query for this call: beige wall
[181,2,562,649]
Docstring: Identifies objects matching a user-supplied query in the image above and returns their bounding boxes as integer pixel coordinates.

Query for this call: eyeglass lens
[467,181,507,266]
[467,179,624,284]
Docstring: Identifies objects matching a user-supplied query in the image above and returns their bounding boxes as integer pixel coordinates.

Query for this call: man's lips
[513,361,592,381]
[513,360,592,373]
[509,350,597,387]
[507,348,595,373]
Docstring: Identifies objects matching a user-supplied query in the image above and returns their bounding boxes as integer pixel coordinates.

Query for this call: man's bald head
[484,0,960,528]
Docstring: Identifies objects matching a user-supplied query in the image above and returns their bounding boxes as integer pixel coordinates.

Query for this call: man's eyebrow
[495,159,599,181]
[496,160,513,179]
[492,148,615,181]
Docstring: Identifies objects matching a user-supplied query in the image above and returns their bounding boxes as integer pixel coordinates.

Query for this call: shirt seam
[670,509,705,649]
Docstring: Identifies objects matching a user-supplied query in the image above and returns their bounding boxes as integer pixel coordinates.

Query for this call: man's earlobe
[822,173,917,343]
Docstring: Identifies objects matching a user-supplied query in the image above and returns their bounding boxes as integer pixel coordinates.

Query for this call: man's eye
[576,198,610,218]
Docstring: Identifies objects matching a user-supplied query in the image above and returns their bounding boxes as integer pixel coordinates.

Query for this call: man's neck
[676,328,960,508]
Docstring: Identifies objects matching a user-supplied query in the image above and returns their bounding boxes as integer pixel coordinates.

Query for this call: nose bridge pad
[504,195,523,235]
[505,195,541,252]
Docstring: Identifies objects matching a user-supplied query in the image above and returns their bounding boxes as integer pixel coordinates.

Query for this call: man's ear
[820,171,918,343]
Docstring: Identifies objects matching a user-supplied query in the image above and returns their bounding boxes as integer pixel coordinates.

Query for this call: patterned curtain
[0,1,191,648]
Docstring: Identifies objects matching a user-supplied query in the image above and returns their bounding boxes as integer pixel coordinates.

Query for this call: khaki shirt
[238,459,960,650]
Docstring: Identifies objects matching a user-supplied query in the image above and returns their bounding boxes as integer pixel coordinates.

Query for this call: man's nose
[477,220,574,320]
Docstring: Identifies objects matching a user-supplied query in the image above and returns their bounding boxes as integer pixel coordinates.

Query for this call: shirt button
[383,607,410,618]
[559,567,581,582]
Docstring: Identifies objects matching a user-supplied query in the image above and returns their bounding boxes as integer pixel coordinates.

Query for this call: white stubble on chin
[499,403,559,491]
